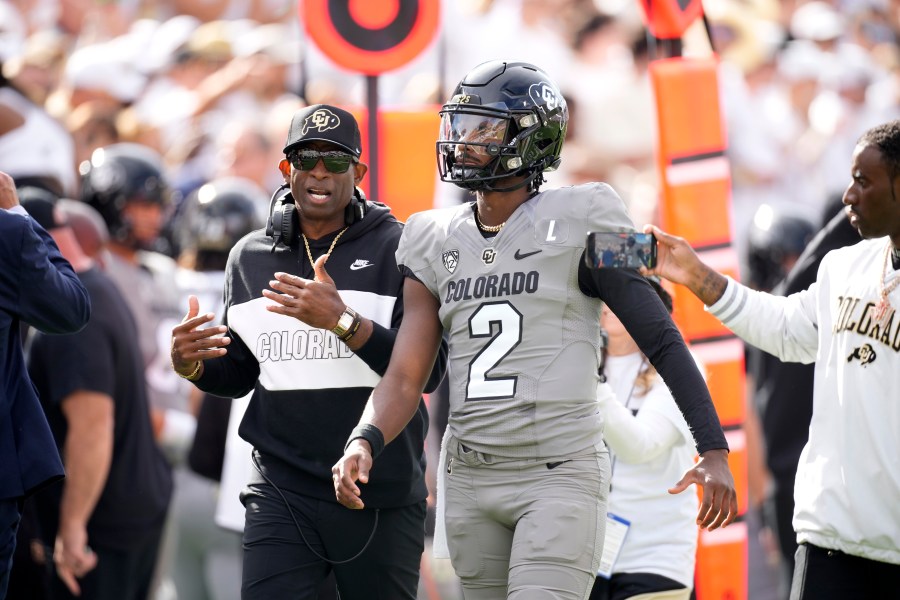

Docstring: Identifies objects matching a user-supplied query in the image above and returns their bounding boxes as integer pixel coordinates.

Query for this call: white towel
[431,427,451,559]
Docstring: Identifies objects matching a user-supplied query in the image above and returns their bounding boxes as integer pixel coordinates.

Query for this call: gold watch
[331,307,359,340]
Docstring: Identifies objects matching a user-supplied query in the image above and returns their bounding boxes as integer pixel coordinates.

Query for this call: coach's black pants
[790,542,900,600]
[240,482,425,600]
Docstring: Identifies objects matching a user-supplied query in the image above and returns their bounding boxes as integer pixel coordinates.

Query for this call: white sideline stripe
[700,520,747,545]
[696,246,739,272]
[725,428,746,452]
[690,338,744,364]
[666,156,731,186]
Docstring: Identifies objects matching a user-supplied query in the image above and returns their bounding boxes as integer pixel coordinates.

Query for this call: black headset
[265,184,367,251]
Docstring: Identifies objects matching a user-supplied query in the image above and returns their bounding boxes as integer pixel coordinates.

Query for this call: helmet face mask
[437,61,567,193]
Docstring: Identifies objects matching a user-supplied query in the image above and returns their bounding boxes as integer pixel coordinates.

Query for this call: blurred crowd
[1,0,899,599]
[1,0,898,265]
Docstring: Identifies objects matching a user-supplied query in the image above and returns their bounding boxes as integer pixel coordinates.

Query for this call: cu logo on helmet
[302,109,340,134]
[529,83,559,110]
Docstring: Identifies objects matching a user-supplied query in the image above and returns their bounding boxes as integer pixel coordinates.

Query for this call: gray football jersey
[397,183,635,459]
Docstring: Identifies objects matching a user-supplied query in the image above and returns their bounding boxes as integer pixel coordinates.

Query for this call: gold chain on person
[873,240,900,325]
[302,227,348,270]
[475,209,505,233]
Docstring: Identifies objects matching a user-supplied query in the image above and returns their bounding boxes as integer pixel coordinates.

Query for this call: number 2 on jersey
[466,301,522,400]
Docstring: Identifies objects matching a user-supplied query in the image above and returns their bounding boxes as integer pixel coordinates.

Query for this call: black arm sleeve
[193,329,260,399]
[579,260,729,454]
[354,321,396,377]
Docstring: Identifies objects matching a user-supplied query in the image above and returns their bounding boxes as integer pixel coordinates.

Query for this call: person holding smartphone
[333,61,736,599]
[590,278,699,600]
[642,120,900,599]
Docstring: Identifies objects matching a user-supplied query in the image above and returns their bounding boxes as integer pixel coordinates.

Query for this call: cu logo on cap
[529,83,559,111]
[303,109,340,135]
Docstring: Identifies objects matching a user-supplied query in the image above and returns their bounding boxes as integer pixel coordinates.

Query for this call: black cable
[251,452,379,565]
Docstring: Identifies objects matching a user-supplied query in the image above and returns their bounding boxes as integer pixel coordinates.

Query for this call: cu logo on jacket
[303,109,340,134]
[847,343,876,366]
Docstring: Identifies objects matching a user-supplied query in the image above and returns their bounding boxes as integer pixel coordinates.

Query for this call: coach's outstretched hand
[170,295,230,380]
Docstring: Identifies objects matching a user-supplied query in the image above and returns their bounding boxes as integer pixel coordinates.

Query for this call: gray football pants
[445,437,610,600]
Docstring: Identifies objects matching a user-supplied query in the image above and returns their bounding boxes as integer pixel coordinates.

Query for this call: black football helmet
[175,177,267,265]
[746,203,816,291]
[79,143,172,243]
[437,60,568,192]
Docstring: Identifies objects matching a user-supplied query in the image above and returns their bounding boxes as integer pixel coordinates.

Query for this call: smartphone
[585,231,657,270]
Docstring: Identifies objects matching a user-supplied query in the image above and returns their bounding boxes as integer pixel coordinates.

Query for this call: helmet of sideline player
[79,143,171,247]
[175,177,267,271]
[437,60,568,193]
[746,203,816,291]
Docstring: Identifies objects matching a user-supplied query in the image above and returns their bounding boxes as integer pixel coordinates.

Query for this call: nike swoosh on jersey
[546,460,571,470]
[349,260,374,270]
[514,249,543,260]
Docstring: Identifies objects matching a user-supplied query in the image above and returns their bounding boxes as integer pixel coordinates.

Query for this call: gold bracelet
[176,361,202,381]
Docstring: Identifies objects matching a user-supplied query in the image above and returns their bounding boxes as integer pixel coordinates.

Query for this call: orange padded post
[345,107,440,222]
[650,55,748,600]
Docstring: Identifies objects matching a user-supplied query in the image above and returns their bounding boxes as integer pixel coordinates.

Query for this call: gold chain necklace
[873,240,900,325]
[301,227,348,270]
[474,209,505,233]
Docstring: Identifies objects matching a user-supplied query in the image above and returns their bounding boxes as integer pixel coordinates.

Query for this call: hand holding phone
[585,231,657,270]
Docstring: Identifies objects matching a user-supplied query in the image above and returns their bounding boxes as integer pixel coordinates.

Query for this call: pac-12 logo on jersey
[302,109,340,135]
[482,248,496,265]
[529,83,560,111]
[442,250,459,273]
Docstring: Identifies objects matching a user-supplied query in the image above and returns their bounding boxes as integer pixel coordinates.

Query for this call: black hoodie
[194,201,447,508]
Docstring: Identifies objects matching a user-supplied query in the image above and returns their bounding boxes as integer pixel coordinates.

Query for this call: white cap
[233,23,302,64]
[140,15,201,74]
[824,43,881,90]
[65,43,148,103]
[777,39,827,82]
[790,1,845,42]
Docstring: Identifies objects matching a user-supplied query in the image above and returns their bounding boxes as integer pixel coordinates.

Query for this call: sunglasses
[288,150,357,173]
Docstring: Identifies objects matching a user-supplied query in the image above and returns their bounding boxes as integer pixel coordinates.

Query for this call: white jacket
[707,237,900,565]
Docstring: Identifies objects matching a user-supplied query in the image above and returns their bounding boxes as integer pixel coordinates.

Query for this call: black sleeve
[579,260,729,454]
[187,393,232,481]
[354,321,396,376]
[193,328,260,399]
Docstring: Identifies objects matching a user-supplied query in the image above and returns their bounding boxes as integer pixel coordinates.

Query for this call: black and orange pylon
[637,1,749,598]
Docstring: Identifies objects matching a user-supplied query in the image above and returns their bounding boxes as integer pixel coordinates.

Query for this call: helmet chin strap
[449,153,546,193]
[482,169,540,193]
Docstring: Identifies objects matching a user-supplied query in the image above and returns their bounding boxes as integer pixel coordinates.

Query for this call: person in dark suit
[0,171,90,599]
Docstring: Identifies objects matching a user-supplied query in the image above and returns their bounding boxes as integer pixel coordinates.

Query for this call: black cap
[19,187,66,230]
[283,104,362,157]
